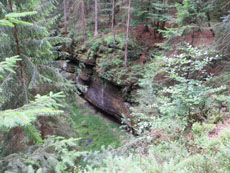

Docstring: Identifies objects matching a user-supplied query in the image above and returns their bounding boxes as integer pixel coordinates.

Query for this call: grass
[70,106,125,151]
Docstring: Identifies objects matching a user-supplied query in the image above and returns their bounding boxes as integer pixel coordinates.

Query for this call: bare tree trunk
[87,0,90,13]
[81,0,87,42]
[206,12,215,37]
[191,29,195,46]
[111,0,116,43]
[63,0,67,33]
[94,0,98,37]
[9,0,29,104]
[124,0,131,67]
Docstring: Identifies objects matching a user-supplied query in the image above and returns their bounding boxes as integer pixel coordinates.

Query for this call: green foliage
[23,125,43,144]
[5,11,37,18]
[80,34,144,86]
[0,92,64,128]
[81,139,197,172]
[176,0,211,26]
[70,106,124,151]
[210,0,229,20]
[1,1,230,172]
[217,14,230,56]
[82,121,230,172]
[0,19,14,27]
[97,55,145,86]
[131,44,229,136]
[1,135,86,173]
[157,44,225,124]
[159,0,214,50]
[0,1,72,109]
[158,25,195,50]
[0,11,37,27]
[132,0,171,31]
[0,56,20,81]
[0,0,69,63]
[0,56,19,104]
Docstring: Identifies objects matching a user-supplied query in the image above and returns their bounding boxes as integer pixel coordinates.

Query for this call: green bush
[157,44,225,125]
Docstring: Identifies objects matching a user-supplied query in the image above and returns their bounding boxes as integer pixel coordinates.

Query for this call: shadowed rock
[77,73,132,127]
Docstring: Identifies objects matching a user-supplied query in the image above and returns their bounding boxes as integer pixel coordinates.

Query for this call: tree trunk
[9,0,29,105]
[124,0,131,67]
[87,0,91,13]
[191,29,195,46]
[111,0,116,43]
[81,0,87,42]
[63,0,67,33]
[206,12,215,37]
[94,0,98,37]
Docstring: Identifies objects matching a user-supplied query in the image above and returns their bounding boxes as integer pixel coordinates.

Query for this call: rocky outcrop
[63,36,142,127]
[77,71,132,127]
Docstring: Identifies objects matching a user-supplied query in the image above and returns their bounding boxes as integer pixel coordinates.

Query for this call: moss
[70,106,125,151]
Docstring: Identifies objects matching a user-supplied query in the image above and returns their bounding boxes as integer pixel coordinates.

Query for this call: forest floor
[69,96,129,151]
[132,24,215,48]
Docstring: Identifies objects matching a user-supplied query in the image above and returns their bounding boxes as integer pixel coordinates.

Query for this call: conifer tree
[98,0,113,28]
[124,0,131,67]
[132,0,170,39]
[176,0,215,44]
[81,0,87,41]
[94,0,99,36]
[111,0,116,43]
[0,4,65,142]
[8,0,29,104]
[0,0,69,110]
[63,0,68,33]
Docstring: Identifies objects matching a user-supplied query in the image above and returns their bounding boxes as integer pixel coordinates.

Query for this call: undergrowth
[70,106,125,151]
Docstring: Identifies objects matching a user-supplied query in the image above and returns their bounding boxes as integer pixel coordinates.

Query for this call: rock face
[77,71,132,127]
[65,37,139,127]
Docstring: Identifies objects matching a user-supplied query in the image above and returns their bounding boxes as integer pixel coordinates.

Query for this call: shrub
[157,44,225,126]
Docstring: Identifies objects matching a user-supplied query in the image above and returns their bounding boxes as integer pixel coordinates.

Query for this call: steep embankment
[62,34,146,127]
[62,24,216,129]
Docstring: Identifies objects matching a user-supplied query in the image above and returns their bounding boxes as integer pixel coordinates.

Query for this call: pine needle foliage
[0,92,64,129]
[1,135,87,172]
[0,55,64,147]
[0,56,20,104]
[217,14,230,56]
[159,0,215,50]
[132,0,171,29]
[0,1,72,109]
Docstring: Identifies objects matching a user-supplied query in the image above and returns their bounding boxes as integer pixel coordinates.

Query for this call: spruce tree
[0,8,64,143]
[124,0,131,67]
[0,0,69,110]
[132,0,170,39]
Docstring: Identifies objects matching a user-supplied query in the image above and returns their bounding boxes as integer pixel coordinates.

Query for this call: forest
[0,0,230,172]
